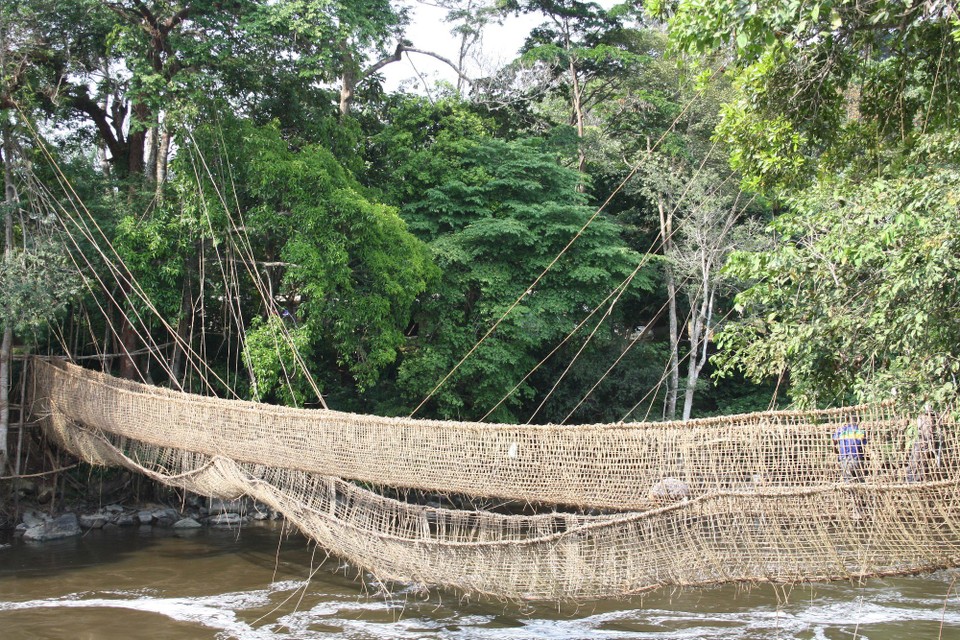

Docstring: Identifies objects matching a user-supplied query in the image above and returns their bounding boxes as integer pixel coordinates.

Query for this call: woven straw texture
[32,358,960,600]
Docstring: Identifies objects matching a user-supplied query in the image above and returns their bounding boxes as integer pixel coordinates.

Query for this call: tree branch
[101,1,141,25]
[360,43,405,79]
[66,88,123,160]
[130,0,161,32]
[404,47,474,85]
[162,6,193,35]
[359,44,473,86]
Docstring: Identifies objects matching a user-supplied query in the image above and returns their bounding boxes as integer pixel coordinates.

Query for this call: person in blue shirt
[833,420,867,483]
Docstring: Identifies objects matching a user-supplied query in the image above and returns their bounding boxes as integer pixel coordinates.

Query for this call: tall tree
[661,0,960,406]
[504,0,645,177]
[670,175,754,419]
[373,99,648,420]
[589,26,745,419]
[443,0,500,93]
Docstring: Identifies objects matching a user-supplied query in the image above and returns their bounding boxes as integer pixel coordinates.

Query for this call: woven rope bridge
[31,358,960,600]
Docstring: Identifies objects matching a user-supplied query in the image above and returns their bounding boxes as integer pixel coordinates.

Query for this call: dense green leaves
[0,238,78,335]
[716,138,960,406]
[180,119,435,400]
[662,0,960,190]
[379,121,649,420]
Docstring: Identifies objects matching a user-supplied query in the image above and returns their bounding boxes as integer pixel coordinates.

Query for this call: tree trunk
[0,324,10,470]
[665,272,679,419]
[658,192,679,420]
[128,103,149,178]
[339,73,355,117]
[566,40,587,185]
[339,43,357,118]
[456,30,469,94]
[681,296,706,421]
[1,121,15,469]
[170,246,197,389]
[145,125,158,183]
[117,301,140,381]
[169,282,190,388]
[117,102,152,379]
[155,119,170,199]
[99,143,111,176]
[682,263,715,421]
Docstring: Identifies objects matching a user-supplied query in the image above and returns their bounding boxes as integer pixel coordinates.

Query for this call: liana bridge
[31,358,960,600]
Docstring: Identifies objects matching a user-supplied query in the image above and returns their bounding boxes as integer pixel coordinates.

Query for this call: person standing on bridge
[833,418,868,483]
[833,417,868,518]
[906,406,943,483]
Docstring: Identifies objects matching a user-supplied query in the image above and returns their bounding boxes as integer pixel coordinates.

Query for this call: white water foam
[3,578,960,640]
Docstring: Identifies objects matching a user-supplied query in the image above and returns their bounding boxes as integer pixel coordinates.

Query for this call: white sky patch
[382,1,546,93]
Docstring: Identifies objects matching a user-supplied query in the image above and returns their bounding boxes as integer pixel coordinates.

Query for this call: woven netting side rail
[41,405,960,601]
[33,358,955,511]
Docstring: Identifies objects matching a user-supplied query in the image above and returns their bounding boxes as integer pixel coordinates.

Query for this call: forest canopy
[1,0,957,471]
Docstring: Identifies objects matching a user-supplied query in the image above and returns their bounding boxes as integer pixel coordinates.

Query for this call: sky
[381,2,546,93]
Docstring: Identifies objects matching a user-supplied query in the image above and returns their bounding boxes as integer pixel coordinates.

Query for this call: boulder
[137,510,155,525]
[23,513,81,542]
[21,510,49,528]
[208,513,243,527]
[152,508,181,528]
[173,517,202,529]
[116,513,137,527]
[79,513,107,529]
[208,498,246,514]
[249,502,271,521]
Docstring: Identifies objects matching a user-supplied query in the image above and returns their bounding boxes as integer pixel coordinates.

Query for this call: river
[1,522,959,639]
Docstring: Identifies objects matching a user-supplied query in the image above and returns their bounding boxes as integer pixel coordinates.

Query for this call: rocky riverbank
[11,495,281,543]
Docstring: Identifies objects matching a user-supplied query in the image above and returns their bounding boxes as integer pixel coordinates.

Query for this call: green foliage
[261,0,406,73]
[187,118,434,397]
[365,96,493,208]
[385,134,649,420]
[113,195,197,323]
[0,238,79,335]
[472,0,653,170]
[662,0,960,191]
[714,68,810,191]
[715,135,960,407]
[242,315,313,405]
[517,0,643,71]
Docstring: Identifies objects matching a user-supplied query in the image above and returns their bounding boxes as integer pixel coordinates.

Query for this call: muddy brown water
[1,522,959,639]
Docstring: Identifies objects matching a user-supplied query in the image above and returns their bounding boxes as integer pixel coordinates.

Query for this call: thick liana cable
[184,130,329,409]
[18,107,235,396]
